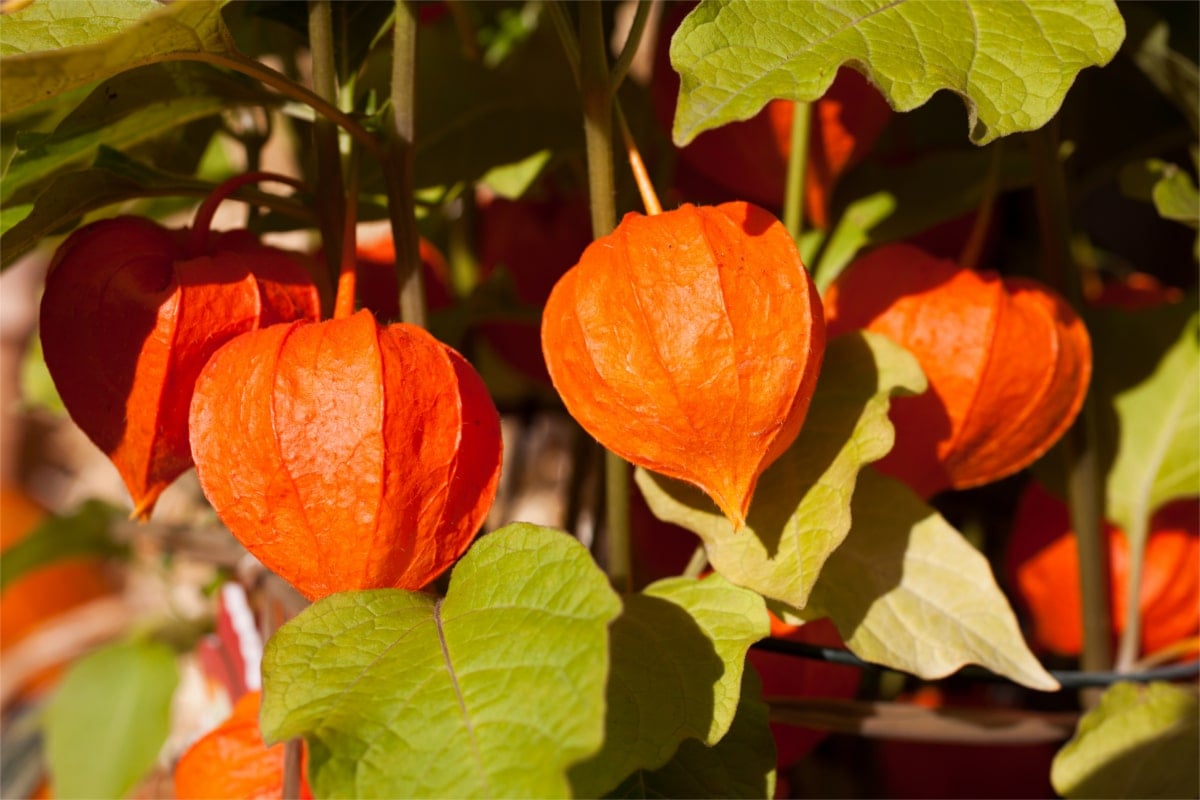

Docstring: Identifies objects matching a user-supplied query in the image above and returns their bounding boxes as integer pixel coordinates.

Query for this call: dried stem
[616,104,662,215]
[187,171,309,256]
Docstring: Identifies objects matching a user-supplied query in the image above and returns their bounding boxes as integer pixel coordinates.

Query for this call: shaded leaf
[44,640,179,800]
[1098,305,1198,538]
[0,499,124,592]
[636,331,925,611]
[1052,681,1199,799]
[569,574,769,798]
[1123,4,1199,134]
[260,524,621,799]
[3,62,273,206]
[670,0,1125,146]
[0,0,236,115]
[801,469,1058,691]
[607,668,776,800]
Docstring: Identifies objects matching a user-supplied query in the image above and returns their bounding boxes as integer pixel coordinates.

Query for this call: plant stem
[579,0,631,594]
[783,101,811,244]
[959,142,1003,271]
[334,157,361,320]
[165,52,383,160]
[615,104,661,215]
[1027,126,1112,698]
[187,171,309,256]
[384,0,426,328]
[609,0,653,92]
[309,0,347,295]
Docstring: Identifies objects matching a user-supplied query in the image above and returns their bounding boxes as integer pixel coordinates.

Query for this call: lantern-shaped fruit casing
[823,244,1092,498]
[39,216,321,519]
[542,201,825,528]
[189,309,503,600]
[1006,481,1200,657]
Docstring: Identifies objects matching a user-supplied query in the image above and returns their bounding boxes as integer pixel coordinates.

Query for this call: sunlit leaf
[670,0,1125,146]
[569,574,769,798]
[636,331,925,612]
[261,524,621,799]
[800,469,1059,691]
[0,0,236,115]
[1052,681,1199,799]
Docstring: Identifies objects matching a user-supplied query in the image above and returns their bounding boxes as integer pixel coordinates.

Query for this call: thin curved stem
[188,171,309,255]
[783,101,811,243]
[546,0,582,90]
[609,0,653,93]
[615,103,662,215]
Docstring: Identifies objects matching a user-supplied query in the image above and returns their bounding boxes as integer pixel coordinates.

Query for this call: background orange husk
[39,217,321,519]
[824,243,1092,498]
[189,309,502,600]
[541,201,825,527]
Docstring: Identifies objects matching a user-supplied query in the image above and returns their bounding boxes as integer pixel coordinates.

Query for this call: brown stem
[187,171,309,256]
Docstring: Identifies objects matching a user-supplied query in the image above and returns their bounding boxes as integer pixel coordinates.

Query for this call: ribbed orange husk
[39,217,321,519]
[1005,482,1200,657]
[174,691,312,800]
[824,244,1091,498]
[189,309,502,600]
[541,202,825,527]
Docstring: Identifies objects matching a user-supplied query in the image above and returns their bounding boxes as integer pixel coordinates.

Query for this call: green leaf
[0,500,125,591]
[814,144,1035,289]
[1119,159,1200,230]
[480,150,554,200]
[43,640,179,800]
[1097,304,1198,538]
[636,331,925,612]
[1123,4,1199,135]
[802,469,1059,690]
[260,524,622,799]
[1051,681,1199,799]
[0,0,236,115]
[670,0,1125,146]
[412,22,583,189]
[3,63,273,206]
[569,574,769,798]
[607,668,776,800]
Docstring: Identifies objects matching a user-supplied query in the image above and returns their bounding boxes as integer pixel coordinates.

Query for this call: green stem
[783,101,811,244]
[608,0,653,93]
[546,1,582,89]
[580,0,630,594]
[959,142,1003,271]
[309,0,346,293]
[163,51,382,160]
[1115,516,1149,671]
[385,0,426,327]
[1027,126,1112,697]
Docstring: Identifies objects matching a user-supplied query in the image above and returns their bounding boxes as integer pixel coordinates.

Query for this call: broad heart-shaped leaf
[636,331,925,612]
[260,524,621,799]
[3,63,273,206]
[1051,681,1199,799]
[800,469,1058,690]
[1094,303,1198,539]
[0,0,236,115]
[569,574,769,798]
[44,640,179,800]
[607,668,776,800]
[670,0,1125,146]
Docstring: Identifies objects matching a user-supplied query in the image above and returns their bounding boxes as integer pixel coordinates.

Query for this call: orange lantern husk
[541,201,825,528]
[823,243,1092,498]
[190,309,502,600]
[40,217,321,519]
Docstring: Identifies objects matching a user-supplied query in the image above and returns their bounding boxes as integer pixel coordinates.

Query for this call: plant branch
[310,0,347,296]
[579,1,631,594]
[783,101,811,243]
[384,0,426,327]
[960,142,1003,270]
[1027,126,1112,698]
[546,1,582,89]
[609,0,653,93]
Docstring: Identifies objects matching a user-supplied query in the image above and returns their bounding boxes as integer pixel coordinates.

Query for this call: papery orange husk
[39,217,321,519]
[174,691,312,800]
[823,244,1091,498]
[1006,481,1200,657]
[189,309,502,600]
[542,202,825,527]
